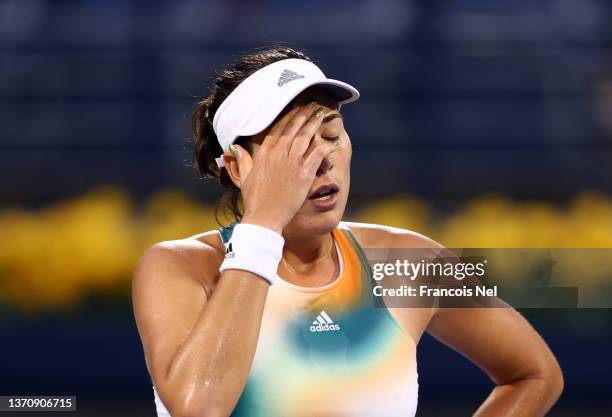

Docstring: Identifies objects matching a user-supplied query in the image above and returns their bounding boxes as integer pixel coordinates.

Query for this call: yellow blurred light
[0,188,610,311]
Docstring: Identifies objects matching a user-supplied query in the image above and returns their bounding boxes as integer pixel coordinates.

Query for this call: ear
[223,144,253,189]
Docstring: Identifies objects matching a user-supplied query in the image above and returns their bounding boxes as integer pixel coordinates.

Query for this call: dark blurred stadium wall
[1,0,611,206]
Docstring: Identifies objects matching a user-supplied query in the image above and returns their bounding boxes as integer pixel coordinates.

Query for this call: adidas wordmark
[309,310,341,332]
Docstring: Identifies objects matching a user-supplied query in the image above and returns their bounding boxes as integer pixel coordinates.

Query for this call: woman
[132,46,563,417]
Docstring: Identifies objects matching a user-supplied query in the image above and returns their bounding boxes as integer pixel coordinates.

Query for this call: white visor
[212,58,360,167]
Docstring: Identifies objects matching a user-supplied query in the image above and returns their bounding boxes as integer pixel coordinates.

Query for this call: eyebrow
[322,112,343,124]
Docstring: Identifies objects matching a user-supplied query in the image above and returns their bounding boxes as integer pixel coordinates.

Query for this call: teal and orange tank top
[153,222,418,417]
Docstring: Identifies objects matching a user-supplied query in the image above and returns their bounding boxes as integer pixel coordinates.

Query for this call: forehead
[291,86,339,109]
[269,86,338,124]
[249,87,341,145]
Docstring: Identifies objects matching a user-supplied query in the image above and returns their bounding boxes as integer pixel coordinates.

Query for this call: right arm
[132,244,270,417]
[132,101,337,417]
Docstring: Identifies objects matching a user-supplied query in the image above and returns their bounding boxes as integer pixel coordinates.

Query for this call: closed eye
[320,112,342,141]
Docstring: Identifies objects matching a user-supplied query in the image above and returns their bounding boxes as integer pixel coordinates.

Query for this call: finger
[262,100,316,150]
[262,105,302,149]
[302,140,339,178]
[289,107,327,157]
[267,104,301,137]
[275,102,320,151]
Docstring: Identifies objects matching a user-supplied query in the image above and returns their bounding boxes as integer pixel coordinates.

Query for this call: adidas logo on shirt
[309,310,341,332]
[277,69,305,87]
[224,242,235,259]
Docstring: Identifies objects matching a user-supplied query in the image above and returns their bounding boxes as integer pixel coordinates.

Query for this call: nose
[316,156,333,176]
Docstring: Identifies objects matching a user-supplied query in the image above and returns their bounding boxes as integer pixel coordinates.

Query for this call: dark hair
[191,46,311,224]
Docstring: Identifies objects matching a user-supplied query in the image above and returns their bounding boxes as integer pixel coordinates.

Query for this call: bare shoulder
[342,221,443,344]
[131,229,226,385]
[133,229,225,297]
[341,221,443,249]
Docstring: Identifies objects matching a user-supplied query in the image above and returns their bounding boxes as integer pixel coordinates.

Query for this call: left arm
[347,222,563,416]
[427,304,564,417]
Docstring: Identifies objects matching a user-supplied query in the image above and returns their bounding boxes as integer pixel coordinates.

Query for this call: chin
[289,206,345,236]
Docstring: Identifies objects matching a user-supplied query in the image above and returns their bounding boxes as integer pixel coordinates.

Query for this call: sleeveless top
[153,222,418,417]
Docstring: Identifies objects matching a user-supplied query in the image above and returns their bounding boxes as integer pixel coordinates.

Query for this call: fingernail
[314,107,325,117]
[307,100,317,107]
[229,144,238,157]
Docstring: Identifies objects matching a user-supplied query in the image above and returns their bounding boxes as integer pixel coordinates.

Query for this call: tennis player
[132,46,563,417]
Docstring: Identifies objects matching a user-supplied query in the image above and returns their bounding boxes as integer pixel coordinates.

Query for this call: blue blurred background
[1,0,611,416]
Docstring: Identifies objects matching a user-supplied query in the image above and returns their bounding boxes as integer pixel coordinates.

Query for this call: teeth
[310,186,336,199]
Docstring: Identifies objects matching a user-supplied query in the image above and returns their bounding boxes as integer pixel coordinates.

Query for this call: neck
[281,227,336,276]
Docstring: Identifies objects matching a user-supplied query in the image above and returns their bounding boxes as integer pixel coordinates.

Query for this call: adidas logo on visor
[309,310,341,332]
[277,69,305,87]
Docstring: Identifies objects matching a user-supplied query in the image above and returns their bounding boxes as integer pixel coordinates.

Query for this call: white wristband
[219,223,285,285]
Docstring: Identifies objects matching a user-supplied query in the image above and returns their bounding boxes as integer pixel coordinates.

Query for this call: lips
[308,183,340,211]
[308,183,339,200]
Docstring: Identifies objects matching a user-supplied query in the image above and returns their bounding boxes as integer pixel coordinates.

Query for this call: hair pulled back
[191,46,311,224]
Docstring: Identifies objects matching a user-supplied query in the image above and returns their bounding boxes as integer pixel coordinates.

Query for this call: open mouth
[308,184,339,201]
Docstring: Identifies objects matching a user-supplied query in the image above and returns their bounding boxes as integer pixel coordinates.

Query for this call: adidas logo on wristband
[224,243,235,259]
[218,224,284,285]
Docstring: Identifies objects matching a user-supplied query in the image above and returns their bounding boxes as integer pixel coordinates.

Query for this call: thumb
[229,144,253,185]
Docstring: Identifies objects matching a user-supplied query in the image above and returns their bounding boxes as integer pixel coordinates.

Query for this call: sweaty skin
[132,88,563,417]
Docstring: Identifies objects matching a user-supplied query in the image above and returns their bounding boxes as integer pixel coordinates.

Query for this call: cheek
[332,138,351,187]
[340,135,352,164]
